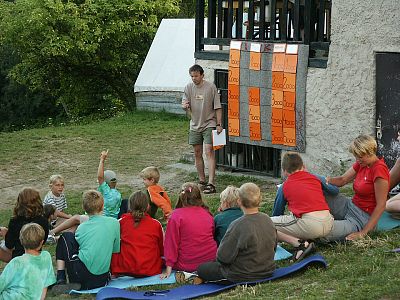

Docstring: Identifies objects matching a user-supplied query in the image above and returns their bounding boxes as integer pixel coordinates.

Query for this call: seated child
[272,172,339,216]
[214,185,243,245]
[139,166,172,220]
[191,182,277,284]
[0,188,49,262]
[54,190,120,290]
[271,152,333,260]
[43,174,72,225]
[0,223,56,299]
[160,182,217,279]
[98,150,123,218]
[111,191,164,277]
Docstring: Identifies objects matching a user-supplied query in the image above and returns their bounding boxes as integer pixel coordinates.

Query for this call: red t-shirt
[283,170,330,218]
[111,213,164,277]
[352,159,390,215]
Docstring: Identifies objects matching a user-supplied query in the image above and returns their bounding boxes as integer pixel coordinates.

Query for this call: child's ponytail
[178,182,208,209]
[128,191,149,227]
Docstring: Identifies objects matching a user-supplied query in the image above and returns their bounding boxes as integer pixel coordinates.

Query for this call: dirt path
[0,163,278,210]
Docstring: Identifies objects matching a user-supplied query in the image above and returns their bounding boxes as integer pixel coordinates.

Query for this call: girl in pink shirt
[160,183,217,279]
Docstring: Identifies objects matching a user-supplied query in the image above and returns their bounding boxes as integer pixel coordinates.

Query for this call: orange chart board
[229,49,241,68]
[270,43,299,147]
[228,67,240,85]
[228,118,240,137]
[226,42,304,150]
[228,83,240,136]
[250,52,261,70]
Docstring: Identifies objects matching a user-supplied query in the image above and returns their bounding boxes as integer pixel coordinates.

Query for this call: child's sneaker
[175,271,203,285]
[46,234,57,245]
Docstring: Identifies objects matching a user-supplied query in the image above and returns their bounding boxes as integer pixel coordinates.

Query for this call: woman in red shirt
[111,191,164,277]
[326,135,389,241]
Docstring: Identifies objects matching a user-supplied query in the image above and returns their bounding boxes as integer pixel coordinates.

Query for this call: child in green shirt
[0,223,56,300]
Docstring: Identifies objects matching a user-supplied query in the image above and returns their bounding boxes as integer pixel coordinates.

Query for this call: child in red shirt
[271,152,333,260]
[111,191,164,277]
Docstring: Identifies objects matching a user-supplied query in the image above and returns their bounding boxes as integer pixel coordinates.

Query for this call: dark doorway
[376,52,400,169]
[214,69,281,177]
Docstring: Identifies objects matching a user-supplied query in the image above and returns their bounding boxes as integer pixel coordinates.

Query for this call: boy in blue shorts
[0,223,56,299]
[54,190,120,290]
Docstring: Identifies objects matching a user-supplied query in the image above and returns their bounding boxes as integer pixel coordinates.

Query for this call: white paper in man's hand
[212,129,226,149]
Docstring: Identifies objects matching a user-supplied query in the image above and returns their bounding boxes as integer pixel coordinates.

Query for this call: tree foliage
[0,0,179,117]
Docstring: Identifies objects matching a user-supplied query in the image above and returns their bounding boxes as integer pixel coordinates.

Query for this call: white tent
[134,19,196,93]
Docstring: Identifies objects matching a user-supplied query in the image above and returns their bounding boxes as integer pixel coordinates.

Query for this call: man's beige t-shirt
[183,80,221,132]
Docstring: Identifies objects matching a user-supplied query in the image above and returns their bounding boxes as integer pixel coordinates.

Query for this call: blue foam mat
[70,274,176,295]
[70,245,291,295]
[376,211,400,231]
[96,254,327,300]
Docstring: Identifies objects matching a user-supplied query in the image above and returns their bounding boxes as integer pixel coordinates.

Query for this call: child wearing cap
[98,150,123,219]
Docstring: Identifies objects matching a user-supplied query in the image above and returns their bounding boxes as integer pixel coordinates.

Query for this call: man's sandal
[203,183,216,194]
[198,181,207,191]
[293,240,316,262]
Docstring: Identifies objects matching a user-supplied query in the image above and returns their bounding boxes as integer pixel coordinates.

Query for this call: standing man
[182,64,222,194]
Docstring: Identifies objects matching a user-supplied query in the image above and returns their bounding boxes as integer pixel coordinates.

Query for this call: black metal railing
[214,69,281,177]
[195,0,331,67]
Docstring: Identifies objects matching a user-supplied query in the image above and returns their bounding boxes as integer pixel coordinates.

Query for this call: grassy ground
[1,110,400,299]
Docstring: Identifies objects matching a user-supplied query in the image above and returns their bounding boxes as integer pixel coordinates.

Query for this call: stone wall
[199,0,400,175]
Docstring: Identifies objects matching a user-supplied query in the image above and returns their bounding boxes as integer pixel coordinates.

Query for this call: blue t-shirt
[0,251,56,300]
[98,182,122,218]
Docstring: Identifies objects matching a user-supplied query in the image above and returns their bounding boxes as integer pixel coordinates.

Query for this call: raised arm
[346,177,388,240]
[97,150,108,185]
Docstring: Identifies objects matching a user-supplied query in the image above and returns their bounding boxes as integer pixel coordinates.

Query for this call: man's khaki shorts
[189,128,214,145]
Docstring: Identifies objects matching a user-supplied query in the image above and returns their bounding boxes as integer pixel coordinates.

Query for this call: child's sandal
[203,183,216,194]
[293,240,316,262]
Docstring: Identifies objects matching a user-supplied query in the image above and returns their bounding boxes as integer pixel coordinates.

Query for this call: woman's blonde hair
[13,188,43,218]
[349,135,377,158]
[128,191,149,227]
[220,185,240,208]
